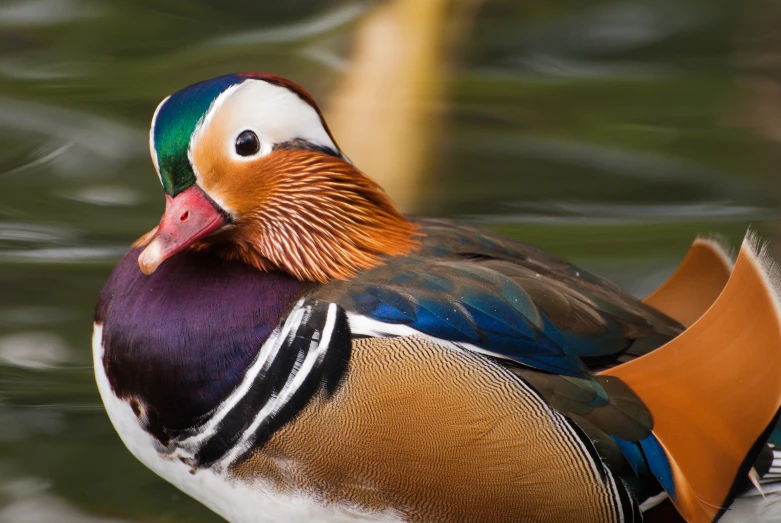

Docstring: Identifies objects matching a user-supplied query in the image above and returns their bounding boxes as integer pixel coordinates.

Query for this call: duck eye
[235,130,260,156]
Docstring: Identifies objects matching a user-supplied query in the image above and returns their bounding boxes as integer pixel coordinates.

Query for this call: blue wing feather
[412,298,481,343]
[336,268,590,377]
[639,433,677,501]
[315,219,682,379]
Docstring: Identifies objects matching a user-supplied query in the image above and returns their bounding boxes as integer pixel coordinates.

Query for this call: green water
[0,1,777,521]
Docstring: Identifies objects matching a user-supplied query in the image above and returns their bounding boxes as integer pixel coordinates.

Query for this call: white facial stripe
[191,78,338,166]
[188,82,244,180]
[149,95,171,186]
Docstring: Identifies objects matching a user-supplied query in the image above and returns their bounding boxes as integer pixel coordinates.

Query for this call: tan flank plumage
[233,336,622,523]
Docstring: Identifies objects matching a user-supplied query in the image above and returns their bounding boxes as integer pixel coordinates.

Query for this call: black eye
[235,130,260,156]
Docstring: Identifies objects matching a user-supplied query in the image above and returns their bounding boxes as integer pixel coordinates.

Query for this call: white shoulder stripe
[178,299,307,447]
[216,303,339,468]
[348,313,526,362]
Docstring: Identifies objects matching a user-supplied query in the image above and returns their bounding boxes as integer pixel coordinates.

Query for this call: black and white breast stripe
[170,300,351,471]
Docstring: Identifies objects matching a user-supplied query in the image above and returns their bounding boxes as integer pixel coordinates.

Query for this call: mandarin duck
[93,73,781,523]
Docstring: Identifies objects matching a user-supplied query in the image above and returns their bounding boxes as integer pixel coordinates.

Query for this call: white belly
[91,323,401,523]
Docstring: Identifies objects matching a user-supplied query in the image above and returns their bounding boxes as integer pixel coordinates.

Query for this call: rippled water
[0,1,778,521]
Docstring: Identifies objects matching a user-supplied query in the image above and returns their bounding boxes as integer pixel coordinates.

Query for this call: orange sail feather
[644,237,734,327]
[603,231,781,522]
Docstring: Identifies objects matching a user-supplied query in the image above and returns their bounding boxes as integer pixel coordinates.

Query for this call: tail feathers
[723,459,781,523]
[644,236,734,328]
[602,231,781,523]
[753,427,781,485]
[760,452,781,485]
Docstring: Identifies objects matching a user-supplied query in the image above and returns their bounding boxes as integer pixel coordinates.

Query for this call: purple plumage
[95,247,313,443]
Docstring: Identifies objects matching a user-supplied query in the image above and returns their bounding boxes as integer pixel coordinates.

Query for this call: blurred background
[0,0,778,520]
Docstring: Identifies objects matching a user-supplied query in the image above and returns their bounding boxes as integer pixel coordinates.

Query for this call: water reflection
[0,332,69,370]
[0,0,777,521]
[0,223,71,244]
[0,247,127,264]
[0,477,132,523]
[200,3,367,48]
[0,307,74,328]
[0,99,144,169]
[471,201,777,225]
[0,409,65,442]
[61,186,140,207]
[0,0,100,29]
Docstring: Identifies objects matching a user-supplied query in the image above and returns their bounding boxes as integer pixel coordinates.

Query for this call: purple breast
[95,247,313,444]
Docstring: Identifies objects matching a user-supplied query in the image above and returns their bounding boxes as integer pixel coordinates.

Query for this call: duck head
[138,73,420,282]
